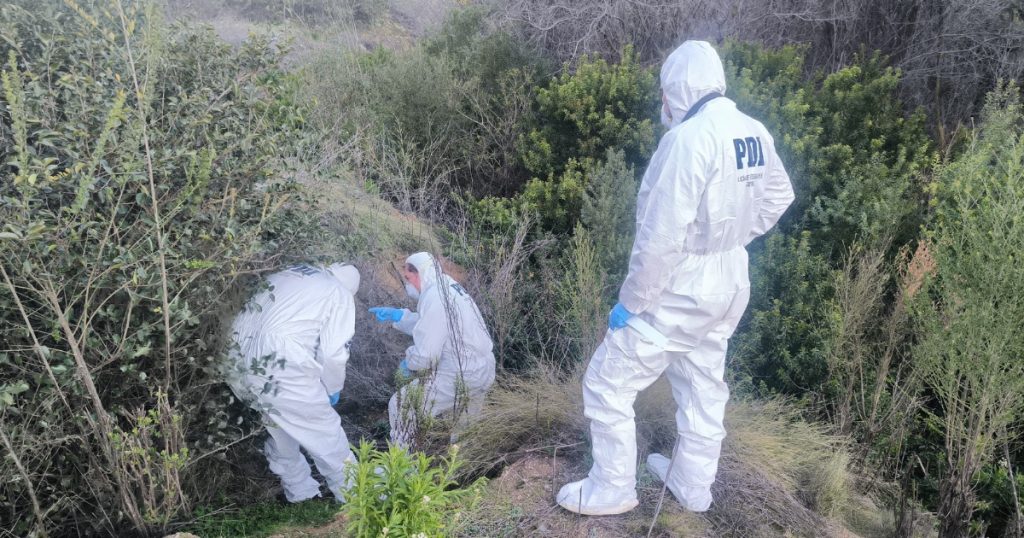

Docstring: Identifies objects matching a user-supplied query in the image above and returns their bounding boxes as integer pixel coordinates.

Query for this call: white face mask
[404,282,420,300]
[660,103,673,128]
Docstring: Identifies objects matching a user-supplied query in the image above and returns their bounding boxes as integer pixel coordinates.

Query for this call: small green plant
[343,441,486,538]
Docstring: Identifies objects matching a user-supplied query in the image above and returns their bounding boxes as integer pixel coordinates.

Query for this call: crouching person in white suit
[369,252,496,448]
[227,262,361,503]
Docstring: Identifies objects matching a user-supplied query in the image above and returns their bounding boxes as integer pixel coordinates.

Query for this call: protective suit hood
[405,251,439,291]
[325,263,360,295]
[660,41,726,128]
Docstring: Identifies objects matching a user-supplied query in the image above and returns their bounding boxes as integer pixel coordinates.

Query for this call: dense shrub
[0,1,315,535]
[518,45,657,179]
[909,85,1024,538]
[719,43,934,405]
[729,232,836,395]
[301,8,545,210]
[497,0,1024,140]
[469,48,655,235]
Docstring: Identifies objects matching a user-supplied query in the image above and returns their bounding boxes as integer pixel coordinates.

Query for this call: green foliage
[424,7,549,94]
[553,225,607,366]
[806,52,933,249]
[720,42,934,405]
[343,441,485,538]
[519,45,657,179]
[580,148,636,283]
[721,42,934,253]
[519,158,587,232]
[730,232,837,395]
[461,148,637,369]
[189,498,341,538]
[972,460,1024,536]
[302,8,544,206]
[0,1,317,535]
[909,84,1024,537]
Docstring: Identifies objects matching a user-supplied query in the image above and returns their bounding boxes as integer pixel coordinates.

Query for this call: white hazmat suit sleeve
[316,288,356,395]
[393,309,419,335]
[403,293,447,372]
[746,133,795,243]
[618,129,713,315]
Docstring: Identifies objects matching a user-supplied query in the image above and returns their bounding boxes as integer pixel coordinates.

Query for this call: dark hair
[405,263,419,274]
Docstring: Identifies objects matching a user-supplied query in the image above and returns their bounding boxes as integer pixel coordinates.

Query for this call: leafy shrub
[909,84,1024,538]
[721,42,934,253]
[729,232,837,396]
[0,1,316,535]
[806,52,933,250]
[301,8,544,211]
[343,441,486,538]
[579,148,636,283]
[720,42,935,408]
[518,45,657,184]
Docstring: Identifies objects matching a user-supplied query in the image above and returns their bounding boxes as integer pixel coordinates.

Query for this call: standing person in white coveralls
[228,263,360,503]
[369,252,496,448]
[557,41,795,515]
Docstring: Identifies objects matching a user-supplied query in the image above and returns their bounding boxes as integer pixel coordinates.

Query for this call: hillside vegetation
[2,1,1023,537]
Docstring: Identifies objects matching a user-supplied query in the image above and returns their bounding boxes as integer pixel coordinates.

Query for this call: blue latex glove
[328,392,340,406]
[398,359,412,378]
[369,306,404,323]
[608,303,634,330]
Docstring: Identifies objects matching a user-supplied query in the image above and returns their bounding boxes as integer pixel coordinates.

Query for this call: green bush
[721,42,934,253]
[519,45,657,179]
[720,43,935,405]
[909,84,1024,538]
[729,232,837,396]
[301,9,544,208]
[579,148,636,283]
[0,1,316,535]
[343,441,486,538]
[806,52,933,250]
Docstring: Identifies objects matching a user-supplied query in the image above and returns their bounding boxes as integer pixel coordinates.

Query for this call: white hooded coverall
[228,263,360,503]
[387,252,496,447]
[557,41,795,515]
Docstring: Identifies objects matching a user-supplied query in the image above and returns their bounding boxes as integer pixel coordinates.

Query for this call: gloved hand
[369,306,404,323]
[328,391,340,406]
[608,303,634,330]
[397,359,412,378]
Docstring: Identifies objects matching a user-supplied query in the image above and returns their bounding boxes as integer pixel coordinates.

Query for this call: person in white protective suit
[228,262,361,503]
[556,41,795,515]
[368,252,496,448]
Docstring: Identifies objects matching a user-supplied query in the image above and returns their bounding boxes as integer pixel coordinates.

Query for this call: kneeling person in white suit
[227,263,360,503]
[370,252,496,448]
[557,41,795,515]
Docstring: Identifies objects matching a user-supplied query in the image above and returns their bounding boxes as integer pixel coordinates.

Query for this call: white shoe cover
[646,453,713,512]
[556,478,639,515]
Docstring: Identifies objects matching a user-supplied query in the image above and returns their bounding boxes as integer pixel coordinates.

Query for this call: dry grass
[451,454,711,537]
[453,367,892,537]
[455,364,589,479]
